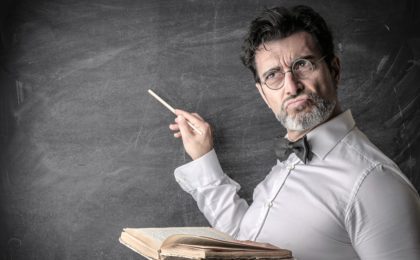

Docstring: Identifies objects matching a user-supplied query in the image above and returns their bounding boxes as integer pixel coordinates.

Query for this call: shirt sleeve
[174,149,249,237]
[346,163,420,260]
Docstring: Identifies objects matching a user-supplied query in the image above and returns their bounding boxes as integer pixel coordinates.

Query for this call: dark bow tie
[274,135,312,164]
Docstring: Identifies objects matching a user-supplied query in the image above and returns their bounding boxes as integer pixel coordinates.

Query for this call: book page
[162,235,281,251]
[125,227,232,250]
[161,244,292,259]
[119,232,160,259]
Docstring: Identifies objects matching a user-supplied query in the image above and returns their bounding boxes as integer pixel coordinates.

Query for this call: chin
[276,100,336,131]
[287,103,313,116]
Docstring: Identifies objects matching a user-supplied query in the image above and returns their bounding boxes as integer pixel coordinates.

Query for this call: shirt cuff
[174,149,225,192]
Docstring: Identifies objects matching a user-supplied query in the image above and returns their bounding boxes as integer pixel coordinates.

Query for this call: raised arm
[169,109,249,237]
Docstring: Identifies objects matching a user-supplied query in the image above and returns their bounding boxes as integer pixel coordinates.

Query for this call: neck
[287,129,310,142]
[286,105,342,142]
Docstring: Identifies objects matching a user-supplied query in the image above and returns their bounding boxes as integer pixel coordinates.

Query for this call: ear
[330,56,341,88]
[255,82,271,108]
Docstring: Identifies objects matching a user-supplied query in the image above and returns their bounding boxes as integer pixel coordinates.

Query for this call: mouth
[284,96,311,110]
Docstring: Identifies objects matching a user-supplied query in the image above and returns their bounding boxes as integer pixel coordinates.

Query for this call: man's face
[254,31,341,133]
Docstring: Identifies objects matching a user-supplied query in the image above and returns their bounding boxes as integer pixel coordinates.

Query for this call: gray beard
[276,92,336,131]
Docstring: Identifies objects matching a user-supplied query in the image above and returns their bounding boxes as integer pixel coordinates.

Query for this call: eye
[266,71,276,80]
[293,59,311,71]
[265,69,281,82]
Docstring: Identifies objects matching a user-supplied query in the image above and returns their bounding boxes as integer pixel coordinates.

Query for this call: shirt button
[287,164,295,171]
[267,201,273,208]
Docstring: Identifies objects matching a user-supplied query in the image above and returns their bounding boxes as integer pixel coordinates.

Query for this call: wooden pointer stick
[148,89,203,135]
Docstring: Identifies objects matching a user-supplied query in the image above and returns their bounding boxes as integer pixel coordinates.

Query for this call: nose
[283,70,303,96]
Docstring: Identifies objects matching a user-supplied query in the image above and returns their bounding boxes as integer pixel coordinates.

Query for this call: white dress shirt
[174,110,420,260]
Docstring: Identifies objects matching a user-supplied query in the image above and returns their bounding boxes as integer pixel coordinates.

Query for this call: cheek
[308,76,337,100]
[266,91,287,111]
[320,82,337,100]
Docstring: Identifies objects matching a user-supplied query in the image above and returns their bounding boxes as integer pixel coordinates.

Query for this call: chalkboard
[0,0,419,259]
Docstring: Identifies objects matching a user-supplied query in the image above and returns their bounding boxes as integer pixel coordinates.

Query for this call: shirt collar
[306,110,356,160]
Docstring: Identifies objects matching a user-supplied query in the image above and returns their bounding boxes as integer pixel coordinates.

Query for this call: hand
[169,109,213,160]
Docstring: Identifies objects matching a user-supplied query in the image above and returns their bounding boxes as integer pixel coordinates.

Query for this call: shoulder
[344,162,420,255]
[340,127,397,168]
[340,126,418,208]
[324,125,419,215]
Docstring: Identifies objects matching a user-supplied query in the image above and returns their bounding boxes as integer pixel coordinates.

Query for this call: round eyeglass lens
[292,59,313,79]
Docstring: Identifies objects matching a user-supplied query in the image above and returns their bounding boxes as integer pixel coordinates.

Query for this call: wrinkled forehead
[255,32,322,69]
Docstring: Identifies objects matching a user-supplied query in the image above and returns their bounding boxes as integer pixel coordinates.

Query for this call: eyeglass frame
[258,56,327,90]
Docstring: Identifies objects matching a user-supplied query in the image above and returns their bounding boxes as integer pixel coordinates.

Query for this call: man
[168,5,420,260]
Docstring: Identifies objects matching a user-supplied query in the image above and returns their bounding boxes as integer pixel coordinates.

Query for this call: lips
[284,96,310,110]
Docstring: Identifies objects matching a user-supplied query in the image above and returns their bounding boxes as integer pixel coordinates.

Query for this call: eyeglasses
[260,56,326,90]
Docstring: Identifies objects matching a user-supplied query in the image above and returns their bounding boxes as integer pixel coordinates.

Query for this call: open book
[119,227,293,259]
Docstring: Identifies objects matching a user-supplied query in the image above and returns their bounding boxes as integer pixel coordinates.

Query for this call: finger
[176,115,193,138]
[175,110,207,135]
[174,109,204,127]
[173,132,181,138]
[192,113,204,120]
[169,123,179,131]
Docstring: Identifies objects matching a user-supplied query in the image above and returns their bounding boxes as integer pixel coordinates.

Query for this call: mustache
[281,92,316,110]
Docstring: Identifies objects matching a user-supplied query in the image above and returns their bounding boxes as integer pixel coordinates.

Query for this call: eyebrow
[261,54,318,79]
[262,67,281,80]
[299,54,316,60]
